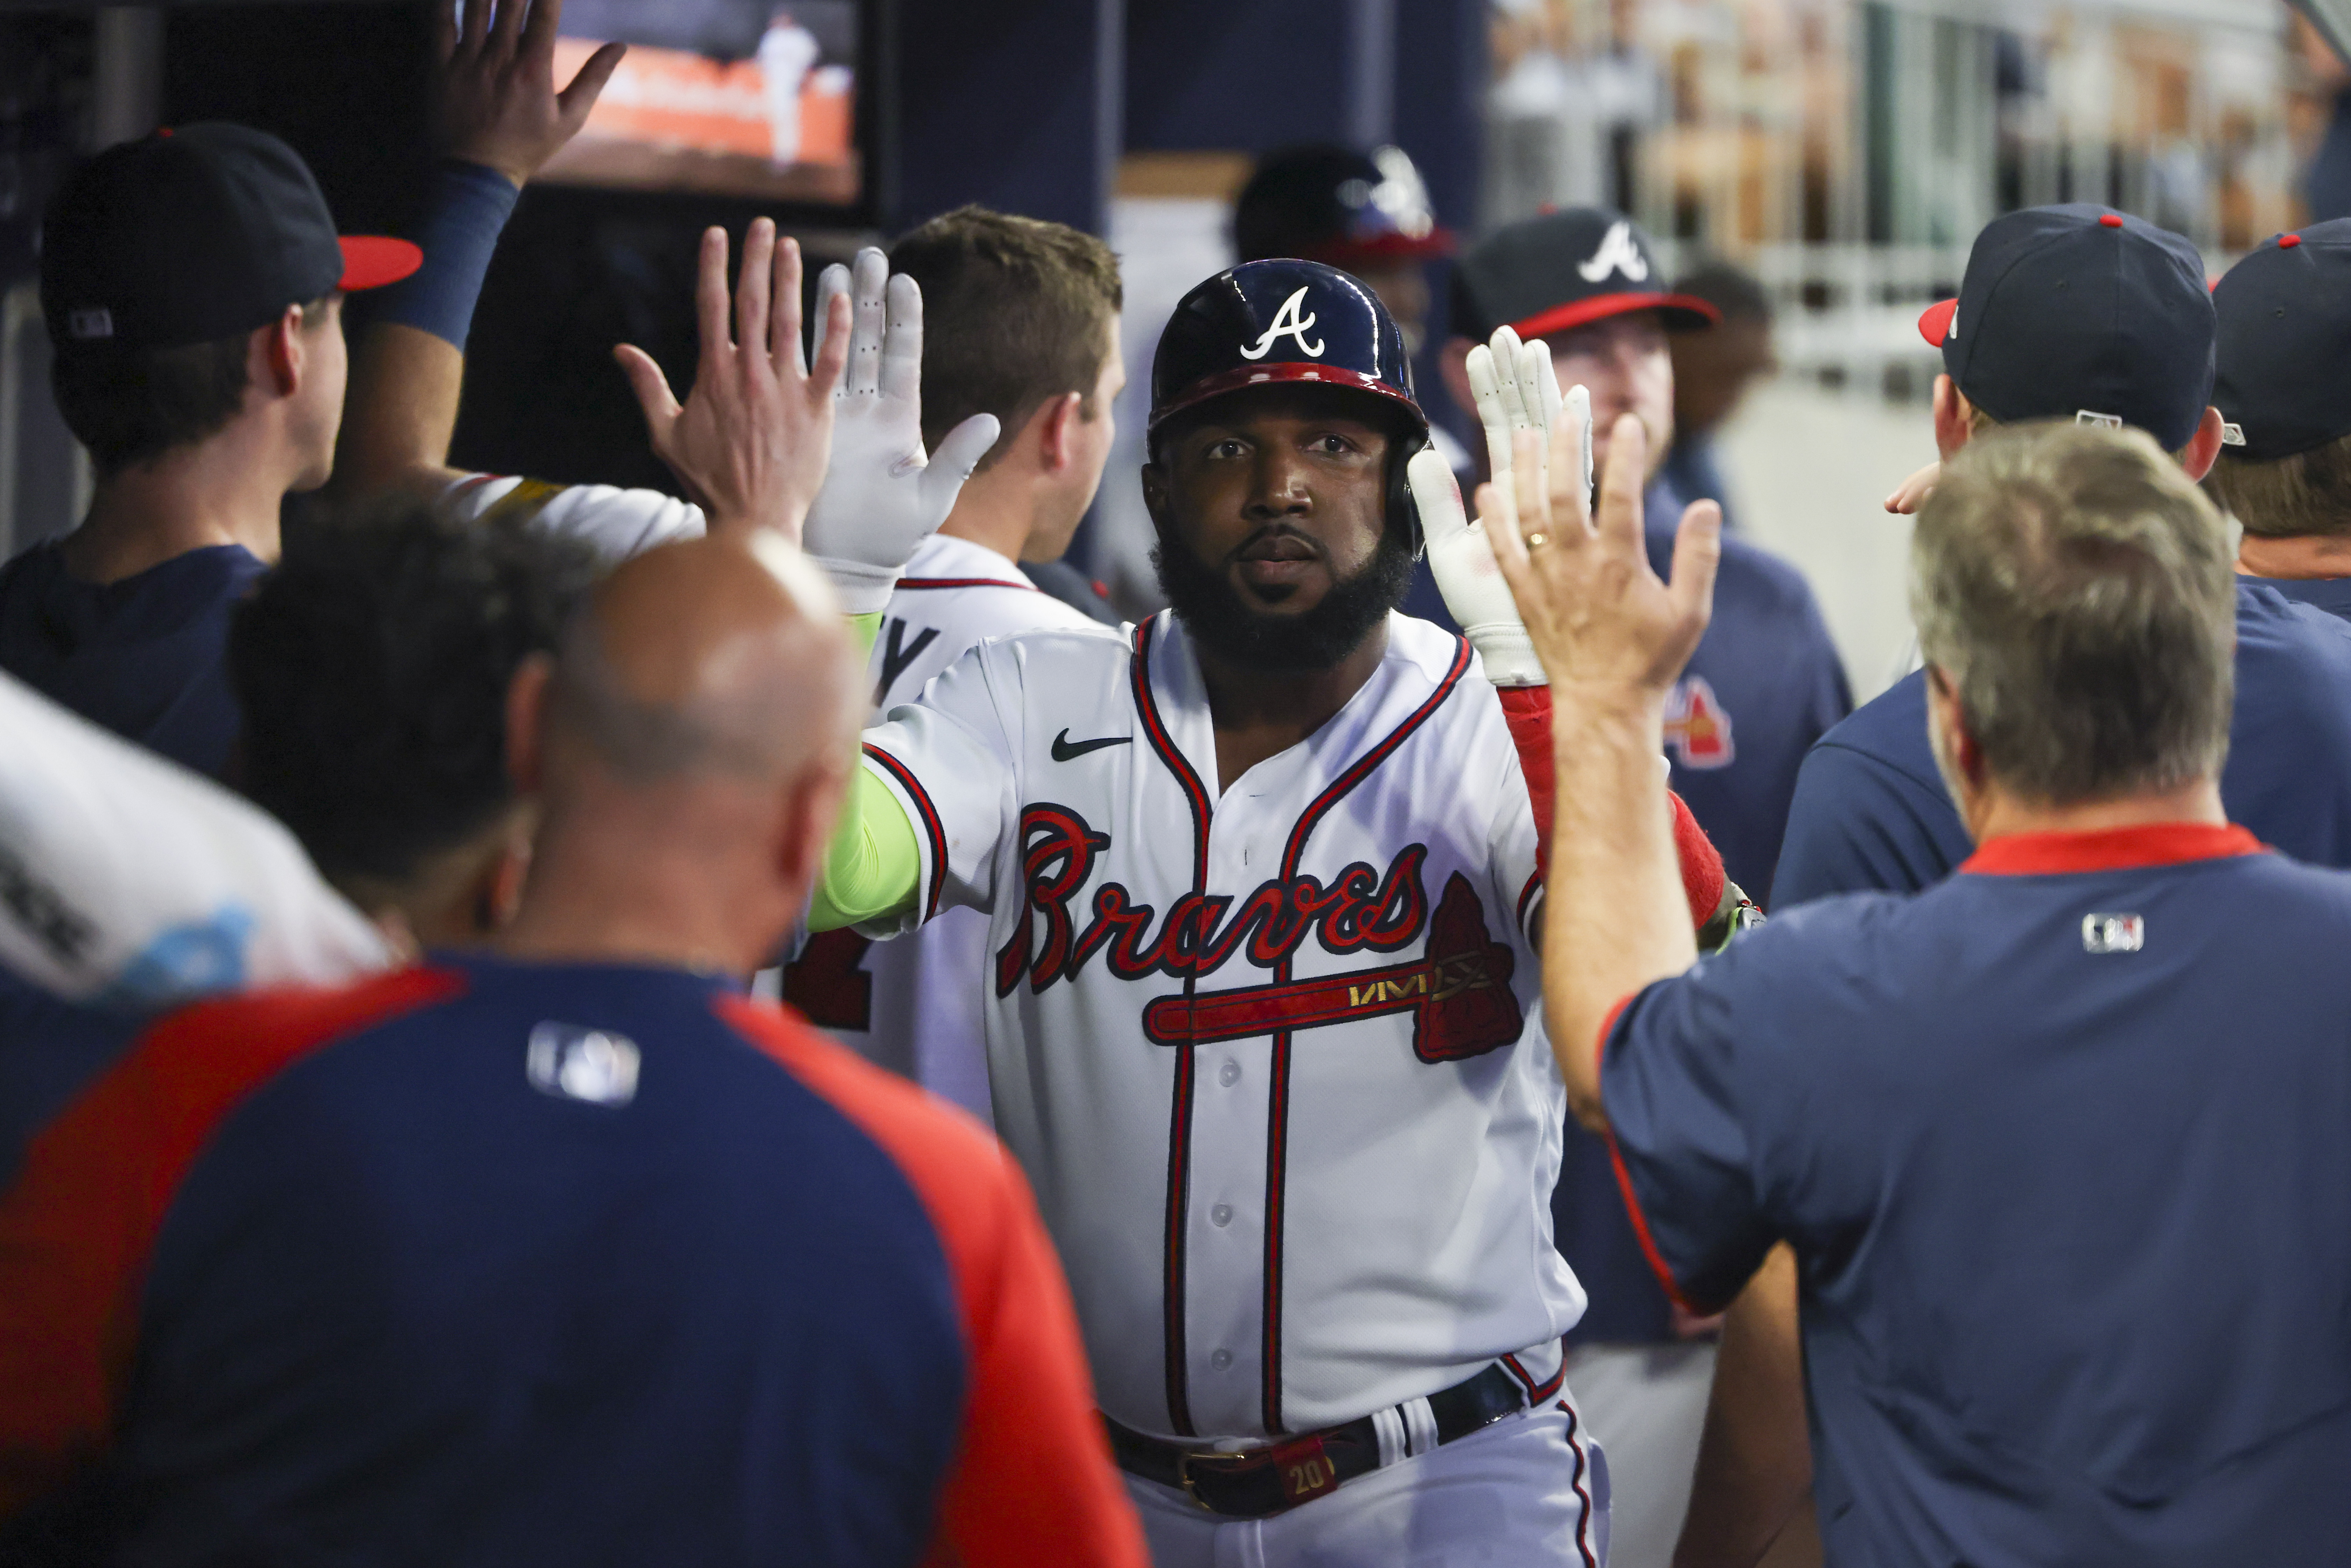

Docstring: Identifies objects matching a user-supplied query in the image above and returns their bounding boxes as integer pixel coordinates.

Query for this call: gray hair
[1910,422,2235,805]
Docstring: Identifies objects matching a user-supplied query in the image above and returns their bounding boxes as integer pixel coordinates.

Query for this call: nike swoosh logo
[1052,728,1133,762]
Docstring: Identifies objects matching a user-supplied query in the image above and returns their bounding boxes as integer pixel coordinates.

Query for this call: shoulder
[715,996,1025,1266]
[1809,672,1934,778]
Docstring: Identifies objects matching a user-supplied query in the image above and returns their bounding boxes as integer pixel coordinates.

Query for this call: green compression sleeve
[808,613,923,932]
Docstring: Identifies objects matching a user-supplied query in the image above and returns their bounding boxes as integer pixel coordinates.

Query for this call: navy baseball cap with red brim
[1914,204,2213,453]
[42,122,421,351]
[1451,208,1720,343]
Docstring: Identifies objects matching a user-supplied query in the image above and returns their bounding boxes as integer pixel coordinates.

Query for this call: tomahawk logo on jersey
[853,608,1585,1442]
[786,532,1113,1119]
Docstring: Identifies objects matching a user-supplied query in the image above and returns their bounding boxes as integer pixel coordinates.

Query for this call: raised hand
[798,247,1001,614]
[1883,461,1941,515]
[1484,409,1721,702]
[614,219,852,540]
[435,0,625,186]
[1465,325,1571,499]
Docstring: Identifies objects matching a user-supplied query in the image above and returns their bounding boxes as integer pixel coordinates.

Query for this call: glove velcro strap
[811,558,903,616]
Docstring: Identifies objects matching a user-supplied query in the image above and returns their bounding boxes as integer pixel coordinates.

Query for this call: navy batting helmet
[1149,259,1431,551]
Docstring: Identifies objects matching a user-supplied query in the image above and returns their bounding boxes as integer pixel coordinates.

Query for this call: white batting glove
[1409,447,1545,686]
[800,247,1001,614]
[1466,325,1568,498]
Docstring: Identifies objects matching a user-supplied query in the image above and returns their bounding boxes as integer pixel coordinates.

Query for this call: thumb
[926,413,1002,495]
[613,344,680,434]
[1406,448,1470,548]
[558,41,629,131]
[1667,499,1724,635]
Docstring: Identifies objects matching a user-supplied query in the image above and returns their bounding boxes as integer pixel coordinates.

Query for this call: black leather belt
[1104,1360,1535,1519]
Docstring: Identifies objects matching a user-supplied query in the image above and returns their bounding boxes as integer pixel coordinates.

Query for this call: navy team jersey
[1774,582,2351,907]
[1603,824,2351,1562]
[2241,572,2351,625]
[0,955,1145,1568]
[1553,484,1849,1348]
[0,541,265,778]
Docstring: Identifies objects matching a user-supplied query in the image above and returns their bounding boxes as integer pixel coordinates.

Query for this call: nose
[1243,446,1314,521]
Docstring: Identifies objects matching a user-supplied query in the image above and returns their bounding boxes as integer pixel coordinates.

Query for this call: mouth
[1230,529,1324,597]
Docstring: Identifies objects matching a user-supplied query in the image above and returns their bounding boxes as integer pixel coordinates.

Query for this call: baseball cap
[1150,258,1425,435]
[1451,208,1719,343]
[1232,145,1455,268]
[2212,221,2351,462]
[1915,204,2214,453]
[41,122,421,352]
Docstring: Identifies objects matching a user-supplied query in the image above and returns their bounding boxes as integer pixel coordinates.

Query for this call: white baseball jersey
[785,533,1104,1121]
[857,608,1585,1442]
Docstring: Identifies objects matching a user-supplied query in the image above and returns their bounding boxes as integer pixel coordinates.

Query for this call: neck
[63,427,295,583]
[1966,775,2227,846]
[489,816,782,980]
[2236,531,2351,581]
[936,467,1037,565]
[1194,620,1388,792]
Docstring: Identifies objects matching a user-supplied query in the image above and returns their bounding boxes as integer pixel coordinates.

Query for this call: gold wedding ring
[1524,531,1549,550]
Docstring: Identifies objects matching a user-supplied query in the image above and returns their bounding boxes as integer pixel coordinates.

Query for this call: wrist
[1548,683,1667,756]
[358,161,520,349]
[809,555,902,616]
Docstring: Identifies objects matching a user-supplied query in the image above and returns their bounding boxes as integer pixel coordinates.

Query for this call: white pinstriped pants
[1125,1397,1610,1567]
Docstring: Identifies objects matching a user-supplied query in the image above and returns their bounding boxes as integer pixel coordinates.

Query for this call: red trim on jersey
[1517,870,1544,942]
[715,997,1148,1568]
[1960,822,2263,876]
[1131,616,1212,1438]
[1558,1398,1601,1568]
[1591,990,1707,1317]
[863,742,950,923]
[1258,636,1473,1434]
[894,577,1040,593]
[1500,1349,1565,1405]
[0,968,462,1514]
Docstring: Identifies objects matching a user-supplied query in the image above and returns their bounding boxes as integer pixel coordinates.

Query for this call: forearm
[807,613,920,932]
[329,160,519,501]
[1546,689,1698,1126]
[1674,1246,1815,1568]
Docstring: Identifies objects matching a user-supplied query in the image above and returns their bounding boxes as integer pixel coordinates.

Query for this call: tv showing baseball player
[535,0,861,204]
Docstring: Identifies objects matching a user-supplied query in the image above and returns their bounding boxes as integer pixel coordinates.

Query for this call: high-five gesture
[615,220,852,539]
[799,249,1001,614]
[1484,410,1721,701]
[1408,326,1592,688]
[435,0,625,185]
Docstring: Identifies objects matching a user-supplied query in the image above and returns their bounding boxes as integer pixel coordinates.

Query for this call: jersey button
[1218,1059,1241,1087]
[1211,1203,1233,1226]
[1211,1349,1234,1371]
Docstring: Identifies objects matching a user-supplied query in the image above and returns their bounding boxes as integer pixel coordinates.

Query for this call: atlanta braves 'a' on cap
[2213,220,2351,462]
[1916,204,2214,453]
[1149,258,1427,436]
[1233,145,1455,270]
[1450,208,1719,344]
[41,122,420,352]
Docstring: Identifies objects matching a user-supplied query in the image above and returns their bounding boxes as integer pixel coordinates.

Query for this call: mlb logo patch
[2080,913,2144,954]
[526,1022,642,1106]
[2074,410,2123,431]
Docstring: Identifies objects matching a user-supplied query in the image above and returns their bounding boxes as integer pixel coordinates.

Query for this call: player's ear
[256,304,306,398]
[1035,392,1083,474]
[1140,453,1172,533]
[774,758,850,903]
[505,652,555,796]
[1932,376,1972,460]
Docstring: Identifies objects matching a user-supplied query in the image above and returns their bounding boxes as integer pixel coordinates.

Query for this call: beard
[1154,519,1416,673]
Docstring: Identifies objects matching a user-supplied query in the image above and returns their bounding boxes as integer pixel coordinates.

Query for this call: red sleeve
[0,969,461,1517]
[717,998,1148,1568]
[1498,685,1726,929]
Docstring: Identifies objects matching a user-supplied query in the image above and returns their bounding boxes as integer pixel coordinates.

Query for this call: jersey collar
[1960,822,2264,876]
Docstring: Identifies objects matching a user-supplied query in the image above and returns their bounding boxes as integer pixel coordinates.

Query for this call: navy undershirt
[0,540,265,779]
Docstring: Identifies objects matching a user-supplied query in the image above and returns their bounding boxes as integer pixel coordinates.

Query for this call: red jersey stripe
[714,996,1148,1568]
[0,967,462,1513]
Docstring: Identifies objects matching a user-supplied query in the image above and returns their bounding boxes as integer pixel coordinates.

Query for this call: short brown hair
[1912,421,2235,805]
[889,207,1121,470]
[2203,432,2351,539]
[50,293,334,475]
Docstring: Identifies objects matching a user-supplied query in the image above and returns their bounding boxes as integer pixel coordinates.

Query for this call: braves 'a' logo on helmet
[1238,287,1326,361]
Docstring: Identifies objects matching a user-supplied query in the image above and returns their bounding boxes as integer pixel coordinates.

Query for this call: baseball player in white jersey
[789,259,1734,1563]
[783,208,1128,1120]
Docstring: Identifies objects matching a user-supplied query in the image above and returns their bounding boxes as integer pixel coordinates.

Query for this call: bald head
[499,533,863,975]
[547,533,858,790]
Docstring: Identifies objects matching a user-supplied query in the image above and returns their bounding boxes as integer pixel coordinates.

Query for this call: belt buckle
[1176,1435,1336,1517]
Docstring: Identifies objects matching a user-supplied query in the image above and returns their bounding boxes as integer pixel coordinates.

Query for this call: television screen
[538,0,860,205]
